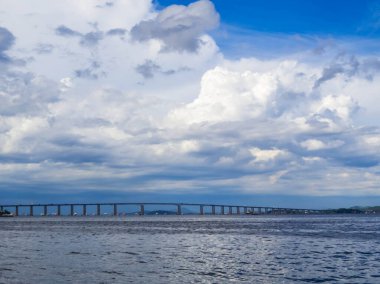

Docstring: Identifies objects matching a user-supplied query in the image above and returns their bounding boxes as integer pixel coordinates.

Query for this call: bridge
[0,202,323,216]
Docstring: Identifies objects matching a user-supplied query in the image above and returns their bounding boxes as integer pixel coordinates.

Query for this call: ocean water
[0,215,379,283]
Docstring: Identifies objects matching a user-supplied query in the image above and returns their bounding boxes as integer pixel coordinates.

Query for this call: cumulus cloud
[168,66,278,124]
[163,55,380,193]
[168,59,358,131]
[131,0,219,52]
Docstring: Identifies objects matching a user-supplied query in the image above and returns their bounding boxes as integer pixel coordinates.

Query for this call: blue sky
[158,0,379,35]
[1,0,380,208]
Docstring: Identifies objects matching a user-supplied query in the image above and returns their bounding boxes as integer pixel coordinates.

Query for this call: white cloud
[300,139,344,151]
[168,66,278,124]
[168,57,358,133]
[150,140,200,156]
[249,147,288,162]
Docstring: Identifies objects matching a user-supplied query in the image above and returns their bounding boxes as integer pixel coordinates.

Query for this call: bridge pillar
[177,204,182,215]
[29,205,34,216]
[237,207,240,214]
[113,204,118,216]
[43,205,48,216]
[229,206,232,215]
[70,205,74,216]
[200,205,204,215]
[211,205,215,215]
[57,205,61,216]
[221,206,224,215]
[140,204,144,215]
[83,205,87,216]
[265,208,268,214]
[258,207,262,214]
[244,207,247,214]
[15,206,19,217]
[96,204,101,216]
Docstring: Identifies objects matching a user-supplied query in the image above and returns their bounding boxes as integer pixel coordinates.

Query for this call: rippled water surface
[1,215,380,283]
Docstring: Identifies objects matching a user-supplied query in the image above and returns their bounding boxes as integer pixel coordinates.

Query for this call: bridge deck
[0,202,323,217]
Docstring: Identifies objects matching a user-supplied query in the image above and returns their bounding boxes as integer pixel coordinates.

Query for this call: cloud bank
[0,0,380,198]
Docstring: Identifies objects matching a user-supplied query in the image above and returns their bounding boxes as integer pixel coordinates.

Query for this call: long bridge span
[0,202,323,217]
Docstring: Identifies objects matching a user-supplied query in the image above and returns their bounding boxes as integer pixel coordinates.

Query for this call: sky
[1,0,380,208]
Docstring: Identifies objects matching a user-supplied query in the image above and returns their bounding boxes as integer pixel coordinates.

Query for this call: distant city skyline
[1,0,380,207]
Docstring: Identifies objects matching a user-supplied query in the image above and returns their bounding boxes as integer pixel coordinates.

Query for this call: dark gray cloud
[55,25,104,47]
[136,60,161,79]
[80,31,104,47]
[75,61,105,79]
[55,25,126,47]
[55,25,81,37]
[136,60,189,79]
[314,55,359,89]
[106,28,126,36]
[34,43,54,54]
[131,0,219,52]
[0,27,15,63]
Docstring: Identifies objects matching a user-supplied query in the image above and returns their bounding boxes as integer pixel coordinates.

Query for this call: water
[1,215,380,283]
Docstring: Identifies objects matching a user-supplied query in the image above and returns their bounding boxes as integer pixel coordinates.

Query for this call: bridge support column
[113,204,118,216]
[70,205,74,216]
[211,205,215,215]
[30,205,34,216]
[265,208,268,214]
[96,204,101,216]
[140,204,144,215]
[57,205,61,216]
[237,207,240,214]
[83,205,87,216]
[258,207,262,214]
[177,204,182,215]
[43,205,48,216]
[244,207,247,214]
[229,206,232,215]
[200,205,204,215]
[15,206,19,217]
[221,206,224,215]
